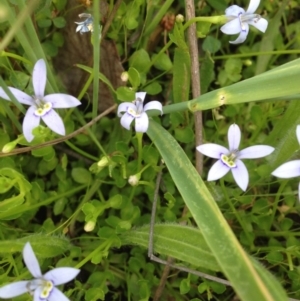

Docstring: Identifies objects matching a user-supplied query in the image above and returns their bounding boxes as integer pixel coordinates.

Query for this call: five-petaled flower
[271,126,300,201]
[0,242,80,301]
[220,0,268,44]
[197,124,274,191]
[75,13,94,34]
[0,59,81,142]
[117,92,163,133]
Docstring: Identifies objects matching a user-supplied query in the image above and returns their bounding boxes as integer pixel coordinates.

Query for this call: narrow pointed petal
[33,59,47,98]
[135,112,149,132]
[207,160,230,181]
[120,113,134,130]
[272,160,300,179]
[42,110,65,136]
[43,94,81,108]
[231,160,249,191]
[34,286,43,301]
[23,242,42,278]
[143,101,163,114]
[225,5,245,17]
[246,0,260,13]
[117,103,136,117]
[196,143,229,159]
[44,268,80,286]
[135,92,146,102]
[48,288,70,301]
[229,26,249,44]
[297,125,300,145]
[0,87,33,105]
[220,18,241,35]
[228,124,241,150]
[239,145,274,159]
[248,17,268,32]
[0,281,30,298]
[23,106,41,142]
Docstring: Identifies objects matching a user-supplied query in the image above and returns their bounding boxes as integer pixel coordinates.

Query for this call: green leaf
[152,52,173,71]
[196,22,211,38]
[173,48,190,103]
[147,121,288,301]
[202,36,221,53]
[128,67,141,88]
[188,58,300,112]
[0,235,70,257]
[71,167,92,184]
[52,16,66,28]
[129,49,151,73]
[144,81,162,95]
[116,87,135,101]
[120,223,220,271]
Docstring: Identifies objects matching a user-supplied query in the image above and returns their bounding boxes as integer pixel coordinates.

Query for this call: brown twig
[0,104,117,157]
[186,0,203,175]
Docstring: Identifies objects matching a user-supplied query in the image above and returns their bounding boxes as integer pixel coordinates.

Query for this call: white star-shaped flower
[220,0,268,44]
[197,124,274,191]
[117,92,163,133]
[0,59,81,142]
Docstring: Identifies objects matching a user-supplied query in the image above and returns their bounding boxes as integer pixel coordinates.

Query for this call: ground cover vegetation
[0,0,300,300]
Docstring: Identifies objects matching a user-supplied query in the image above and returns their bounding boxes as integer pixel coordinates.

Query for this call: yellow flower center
[40,280,53,299]
[34,101,52,117]
[221,150,239,168]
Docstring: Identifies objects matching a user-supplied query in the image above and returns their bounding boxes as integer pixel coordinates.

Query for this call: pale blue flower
[271,126,300,200]
[75,13,94,34]
[117,92,163,133]
[0,242,80,301]
[197,124,274,191]
[220,0,268,44]
[0,59,81,142]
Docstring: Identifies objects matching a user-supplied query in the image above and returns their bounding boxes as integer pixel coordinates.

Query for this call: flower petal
[0,87,33,105]
[143,101,163,114]
[231,160,249,191]
[228,124,241,150]
[246,0,260,14]
[42,109,65,136]
[229,25,249,44]
[135,112,149,132]
[120,113,134,130]
[248,17,268,32]
[23,106,41,142]
[48,287,71,301]
[225,5,245,17]
[196,143,229,159]
[33,59,47,98]
[23,242,42,278]
[297,125,300,145]
[43,94,81,108]
[135,92,146,102]
[44,268,80,286]
[272,160,300,179]
[33,286,43,301]
[207,160,230,181]
[117,102,136,117]
[238,145,274,159]
[0,281,30,298]
[220,18,241,35]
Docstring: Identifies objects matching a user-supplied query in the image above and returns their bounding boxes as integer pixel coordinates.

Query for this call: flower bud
[84,220,96,232]
[128,174,140,186]
[121,72,129,82]
[176,14,184,23]
[2,141,17,153]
